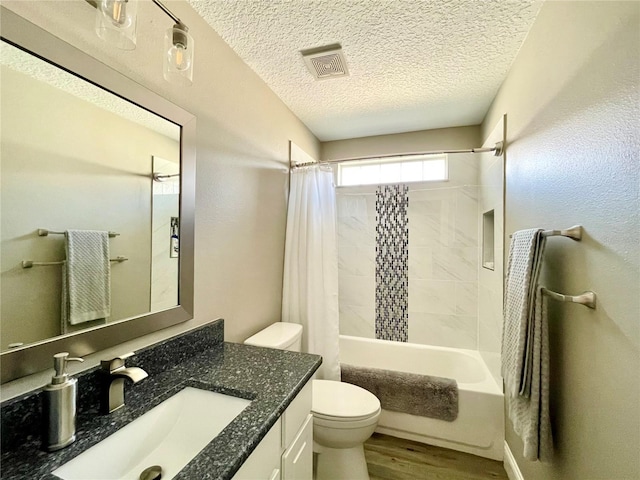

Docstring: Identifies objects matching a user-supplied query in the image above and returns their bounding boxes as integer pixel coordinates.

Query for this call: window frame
[336,153,449,187]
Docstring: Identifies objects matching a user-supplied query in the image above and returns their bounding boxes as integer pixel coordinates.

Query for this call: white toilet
[245,322,381,480]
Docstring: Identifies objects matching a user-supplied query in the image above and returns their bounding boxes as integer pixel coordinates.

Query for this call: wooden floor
[364,433,508,480]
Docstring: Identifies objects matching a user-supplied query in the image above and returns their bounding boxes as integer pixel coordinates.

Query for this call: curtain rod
[292,141,503,169]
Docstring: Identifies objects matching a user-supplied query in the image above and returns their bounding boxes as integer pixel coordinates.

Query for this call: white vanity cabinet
[281,414,313,479]
[232,418,282,480]
[281,381,313,480]
[233,381,313,480]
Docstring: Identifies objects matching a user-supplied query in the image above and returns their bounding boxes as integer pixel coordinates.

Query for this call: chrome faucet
[100,352,148,414]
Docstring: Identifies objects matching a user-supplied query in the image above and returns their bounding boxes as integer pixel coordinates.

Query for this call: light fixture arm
[149,1,189,49]
[86,0,184,27]
[151,0,181,25]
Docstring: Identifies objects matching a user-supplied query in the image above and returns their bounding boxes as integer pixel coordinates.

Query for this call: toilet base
[315,444,370,480]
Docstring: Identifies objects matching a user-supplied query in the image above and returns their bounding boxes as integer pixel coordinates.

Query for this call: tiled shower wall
[478,149,504,383]
[375,185,409,342]
[337,192,377,338]
[336,154,480,349]
[406,185,478,349]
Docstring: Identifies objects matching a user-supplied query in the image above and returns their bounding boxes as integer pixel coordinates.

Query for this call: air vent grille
[301,45,349,80]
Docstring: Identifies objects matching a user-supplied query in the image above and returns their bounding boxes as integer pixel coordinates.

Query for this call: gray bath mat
[341,364,459,422]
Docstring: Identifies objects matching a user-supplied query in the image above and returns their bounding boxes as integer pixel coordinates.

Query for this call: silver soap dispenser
[42,352,84,452]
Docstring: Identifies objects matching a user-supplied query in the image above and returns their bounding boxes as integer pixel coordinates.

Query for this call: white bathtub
[339,335,504,460]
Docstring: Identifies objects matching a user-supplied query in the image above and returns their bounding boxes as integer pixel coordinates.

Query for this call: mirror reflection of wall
[0,42,180,351]
[151,156,180,312]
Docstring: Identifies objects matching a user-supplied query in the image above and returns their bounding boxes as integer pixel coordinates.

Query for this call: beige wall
[482,2,639,479]
[321,125,481,161]
[1,66,179,349]
[1,0,319,399]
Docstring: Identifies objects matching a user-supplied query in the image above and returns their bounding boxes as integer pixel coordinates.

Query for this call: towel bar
[22,256,128,269]
[509,225,582,240]
[542,288,596,309]
[541,225,582,240]
[38,229,120,238]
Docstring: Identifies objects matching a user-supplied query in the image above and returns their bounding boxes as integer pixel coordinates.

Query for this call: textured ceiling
[0,41,179,141]
[188,0,543,141]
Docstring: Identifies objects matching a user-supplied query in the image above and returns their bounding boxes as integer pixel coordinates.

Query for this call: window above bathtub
[336,154,448,187]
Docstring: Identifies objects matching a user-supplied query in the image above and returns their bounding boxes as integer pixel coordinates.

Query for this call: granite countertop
[0,321,322,480]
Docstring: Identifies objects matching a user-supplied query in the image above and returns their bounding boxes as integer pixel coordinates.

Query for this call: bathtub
[339,335,504,460]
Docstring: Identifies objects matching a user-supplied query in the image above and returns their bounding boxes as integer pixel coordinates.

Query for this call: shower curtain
[282,165,340,381]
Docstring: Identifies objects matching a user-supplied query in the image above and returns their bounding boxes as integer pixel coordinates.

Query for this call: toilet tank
[244,322,303,352]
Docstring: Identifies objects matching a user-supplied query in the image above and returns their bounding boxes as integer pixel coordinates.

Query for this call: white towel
[62,230,111,325]
[502,229,553,462]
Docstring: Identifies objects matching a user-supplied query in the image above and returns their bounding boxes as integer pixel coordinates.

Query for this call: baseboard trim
[504,441,525,480]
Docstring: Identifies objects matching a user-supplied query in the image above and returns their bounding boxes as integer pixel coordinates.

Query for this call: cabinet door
[282,381,312,449]
[281,414,313,480]
[233,419,281,480]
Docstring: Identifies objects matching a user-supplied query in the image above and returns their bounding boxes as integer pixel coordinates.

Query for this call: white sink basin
[53,387,251,480]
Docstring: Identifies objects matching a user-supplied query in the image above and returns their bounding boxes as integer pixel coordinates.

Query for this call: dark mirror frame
[0,7,196,383]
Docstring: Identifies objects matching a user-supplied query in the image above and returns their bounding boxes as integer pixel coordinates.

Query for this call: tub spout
[100,353,148,414]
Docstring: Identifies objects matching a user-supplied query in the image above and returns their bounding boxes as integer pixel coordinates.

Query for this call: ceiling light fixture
[163,22,194,86]
[95,0,138,50]
[91,0,194,86]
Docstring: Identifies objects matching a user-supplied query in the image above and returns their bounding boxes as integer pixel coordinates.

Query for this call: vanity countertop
[0,321,322,480]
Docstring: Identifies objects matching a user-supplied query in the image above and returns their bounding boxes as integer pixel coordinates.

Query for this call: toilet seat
[312,380,381,422]
[312,410,381,431]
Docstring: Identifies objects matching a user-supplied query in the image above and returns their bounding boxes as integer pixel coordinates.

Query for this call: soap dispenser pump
[42,352,84,452]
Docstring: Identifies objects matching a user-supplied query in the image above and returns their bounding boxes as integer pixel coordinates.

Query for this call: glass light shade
[95,0,138,51]
[164,24,194,86]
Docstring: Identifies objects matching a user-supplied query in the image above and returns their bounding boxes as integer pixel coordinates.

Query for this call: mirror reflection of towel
[62,230,111,325]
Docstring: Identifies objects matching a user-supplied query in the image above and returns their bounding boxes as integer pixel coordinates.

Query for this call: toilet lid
[312,380,380,421]
[244,322,302,349]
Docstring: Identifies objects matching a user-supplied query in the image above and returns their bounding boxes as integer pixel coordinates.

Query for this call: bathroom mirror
[0,8,196,383]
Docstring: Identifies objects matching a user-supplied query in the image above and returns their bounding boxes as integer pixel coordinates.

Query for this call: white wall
[335,190,376,338]
[482,2,639,478]
[331,126,484,349]
[1,0,319,400]
[336,182,481,349]
[407,180,479,349]
[150,155,180,312]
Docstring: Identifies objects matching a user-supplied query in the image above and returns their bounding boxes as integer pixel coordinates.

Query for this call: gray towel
[341,364,458,422]
[62,230,111,325]
[502,229,553,461]
[502,229,546,397]
[506,287,553,462]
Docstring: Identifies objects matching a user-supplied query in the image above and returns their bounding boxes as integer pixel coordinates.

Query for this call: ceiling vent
[301,44,349,80]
